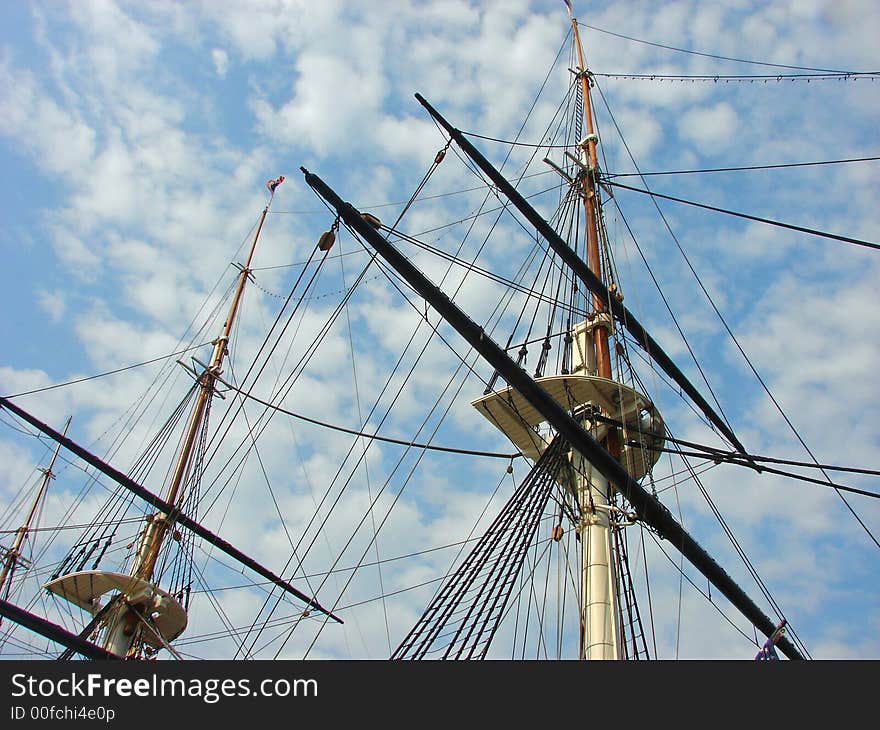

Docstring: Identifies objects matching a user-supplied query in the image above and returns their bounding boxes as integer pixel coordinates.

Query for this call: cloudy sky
[0,0,878,660]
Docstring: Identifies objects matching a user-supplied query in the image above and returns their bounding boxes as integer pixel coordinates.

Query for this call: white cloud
[211,48,229,77]
[36,289,66,323]
[253,51,387,155]
[678,101,738,153]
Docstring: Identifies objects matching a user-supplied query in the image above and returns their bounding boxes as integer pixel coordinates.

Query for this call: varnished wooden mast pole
[569,8,621,660]
[103,184,279,657]
[132,203,270,582]
[0,417,71,596]
[571,16,611,380]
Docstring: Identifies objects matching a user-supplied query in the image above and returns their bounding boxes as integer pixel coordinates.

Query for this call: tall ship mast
[0,417,70,603]
[0,2,875,661]
[1,180,339,659]
[43,196,275,659]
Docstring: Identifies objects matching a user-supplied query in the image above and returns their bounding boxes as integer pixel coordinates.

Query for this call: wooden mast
[0,417,71,598]
[570,13,612,381]
[130,204,269,583]
[568,6,622,660]
[102,186,277,657]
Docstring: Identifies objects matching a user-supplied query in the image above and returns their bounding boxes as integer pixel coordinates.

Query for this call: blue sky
[0,0,878,659]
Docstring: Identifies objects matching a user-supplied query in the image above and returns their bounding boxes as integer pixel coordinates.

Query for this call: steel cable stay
[239,298,474,652]
[187,522,522,599]
[634,446,880,499]
[606,156,880,178]
[260,157,880,227]
[250,293,377,644]
[640,419,809,658]
[62,259,244,496]
[499,538,553,659]
[579,21,858,73]
[534,511,558,659]
[510,530,569,659]
[326,183,552,656]
[1,500,127,646]
[185,551,251,659]
[0,444,183,600]
[606,179,880,252]
[415,466,523,622]
[619,338,813,655]
[443,446,565,659]
[194,246,368,531]
[261,152,877,232]
[10,13,872,663]
[390,398,648,653]
[229,273,394,656]
[393,436,567,659]
[585,410,880,484]
[0,280,235,571]
[595,70,879,82]
[197,241,335,477]
[215,361,328,623]
[386,223,595,334]
[167,235,339,554]
[174,536,565,650]
[296,336,552,660]
[337,234,393,656]
[2,342,214,400]
[619,334,736,440]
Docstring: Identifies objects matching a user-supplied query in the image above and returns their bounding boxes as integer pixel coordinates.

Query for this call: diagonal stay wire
[606,180,880,251]
[580,21,855,73]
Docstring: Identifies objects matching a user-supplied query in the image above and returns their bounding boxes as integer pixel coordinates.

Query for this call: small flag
[563,0,572,16]
[266,175,285,193]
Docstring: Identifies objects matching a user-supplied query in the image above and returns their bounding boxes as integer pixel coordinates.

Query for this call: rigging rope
[580,22,856,73]
[606,156,880,178]
[2,343,212,399]
[606,180,880,251]
[594,71,879,82]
